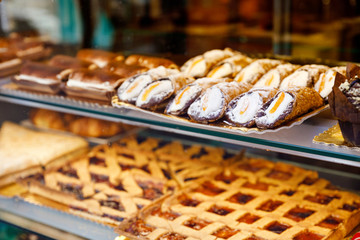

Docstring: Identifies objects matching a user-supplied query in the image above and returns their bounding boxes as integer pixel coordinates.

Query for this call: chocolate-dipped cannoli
[13,61,67,94]
[206,54,253,78]
[125,54,178,69]
[280,64,329,89]
[48,55,96,70]
[76,49,124,68]
[188,81,252,123]
[103,61,148,79]
[255,87,324,129]
[181,48,235,78]
[253,63,300,88]
[225,88,278,127]
[165,77,232,115]
[136,73,194,110]
[117,66,179,103]
[0,51,22,77]
[64,69,124,101]
[314,66,346,99]
[234,59,282,84]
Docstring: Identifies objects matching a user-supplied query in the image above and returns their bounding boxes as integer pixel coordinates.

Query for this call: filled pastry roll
[103,61,148,79]
[255,87,324,129]
[64,69,124,101]
[234,59,282,84]
[314,66,346,99]
[165,77,231,115]
[136,73,194,110]
[0,51,22,77]
[188,81,252,123]
[125,54,178,69]
[13,61,67,94]
[206,54,253,78]
[253,63,300,88]
[76,49,124,68]
[181,48,235,78]
[225,87,278,127]
[48,55,96,70]
[280,64,329,89]
[117,66,179,103]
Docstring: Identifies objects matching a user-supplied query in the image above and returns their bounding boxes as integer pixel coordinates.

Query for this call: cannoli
[13,61,68,94]
[76,49,124,68]
[48,55,96,70]
[225,87,278,127]
[117,66,179,104]
[280,64,329,89]
[64,69,124,101]
[188,81,252,123]
[180,48,235,78]
[136,73,194,110]
[0,51,22,77]
[165,77,232,115]
[253,63,300,88]
[314,66,346,99]
[125,54,178,69]
[206,54,253,78]
[255,87,324,129]
[234,59,282,84]
[103,61,148,79]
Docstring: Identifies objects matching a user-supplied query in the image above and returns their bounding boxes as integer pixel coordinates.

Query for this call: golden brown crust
[125,55,178,69]
[68,118,123,138]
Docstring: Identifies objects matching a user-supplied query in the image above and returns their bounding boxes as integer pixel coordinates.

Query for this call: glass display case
[0,0,359,239]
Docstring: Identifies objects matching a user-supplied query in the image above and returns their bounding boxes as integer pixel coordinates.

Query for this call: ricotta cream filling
[119,74,153,102]
[258,92,293,124]
[136,80,173,106]
[17,74,59,85]
[67,79,116,91]
[188,88,224,120]
[167,84,202,113]
[228,92,262,124]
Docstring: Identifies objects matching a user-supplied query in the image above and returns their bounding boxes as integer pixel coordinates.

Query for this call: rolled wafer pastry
[280,64,329,89]
[253,63,300,88]
[117,66,179,103]
[225,87,278,127]
[76,49,124,68]
[136,73,194,110]
[125,54,178,69]
[234,59,282,84]
[181,48,236,78]
[255,87,324,129]
[188,81,252,123]
[206,54,253,78]
[314,66,346,99]
[165,77,232,115]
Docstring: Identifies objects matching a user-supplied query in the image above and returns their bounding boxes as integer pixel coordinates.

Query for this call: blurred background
[0,0,359,64]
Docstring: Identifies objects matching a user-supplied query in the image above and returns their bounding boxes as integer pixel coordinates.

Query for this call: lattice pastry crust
[118,157,360,240]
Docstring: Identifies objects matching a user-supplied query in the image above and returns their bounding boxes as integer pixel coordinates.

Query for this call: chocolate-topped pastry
[125,54,178,69]
[64,69,124,101]
[328,63,360,146]
[13,61,68,94]
[0,50,22,77]
[103,61,148,78]
[76,49,124,68]
[11,40,52,61]
[48,55,96,70]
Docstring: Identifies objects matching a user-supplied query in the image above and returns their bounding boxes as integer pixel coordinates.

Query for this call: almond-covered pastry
[103,61,148,79]
[136,73,194,110]
[64,69,124,101]
[206,54,253,78]
[280,64,329,89]
[225,87,278,127]
[188,81,252,123]
[165,77,232,115]
[0,50,22,77]
[13,61,68,94]
[48,54,96,70]
[234,59,282,84]
[117,66,179,104]
[181,48,236,78]
[253,63,300,88]
[125,54,178,69]
[76,49,124,68]
[314,66,346,99]
[255,87,324,129]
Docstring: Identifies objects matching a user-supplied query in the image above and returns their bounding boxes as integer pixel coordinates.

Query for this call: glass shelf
[0,78,359,167]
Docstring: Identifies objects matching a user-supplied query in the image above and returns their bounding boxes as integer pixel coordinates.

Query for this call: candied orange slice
[126,80,140,94]
[175,86,190,105]
[269,92,285,114]
[188,58,203,73]
[207,65,222,77]
[141,82,160,102]
[264,74,274,86]
[239,98,249,115]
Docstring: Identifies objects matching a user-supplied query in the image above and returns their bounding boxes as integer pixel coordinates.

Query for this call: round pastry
[30,108,66,131]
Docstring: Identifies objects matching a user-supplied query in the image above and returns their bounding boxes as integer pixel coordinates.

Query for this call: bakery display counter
[0,77,359,167]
